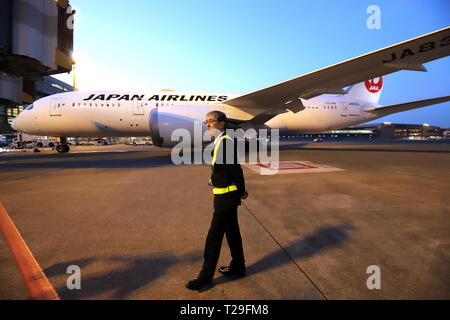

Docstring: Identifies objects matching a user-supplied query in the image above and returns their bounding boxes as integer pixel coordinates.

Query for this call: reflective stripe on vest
[213,185,237,195]
[211,134,232,166]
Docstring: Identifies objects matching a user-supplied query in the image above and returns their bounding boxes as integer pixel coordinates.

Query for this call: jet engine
[149,105,214,147]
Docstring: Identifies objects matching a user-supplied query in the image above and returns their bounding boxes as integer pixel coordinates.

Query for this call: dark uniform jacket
[210,132,246,204]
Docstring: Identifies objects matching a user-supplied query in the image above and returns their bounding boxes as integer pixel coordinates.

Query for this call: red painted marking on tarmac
[0,202,60,300]
[257,162,319,170]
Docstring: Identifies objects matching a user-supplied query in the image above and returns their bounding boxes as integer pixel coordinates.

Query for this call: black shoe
[185,278,212,291]
[218,266,246,277]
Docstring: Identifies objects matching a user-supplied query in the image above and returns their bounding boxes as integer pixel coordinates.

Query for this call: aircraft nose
[11,112,29,133]
[11,117,20,131]
[11,103,40,134]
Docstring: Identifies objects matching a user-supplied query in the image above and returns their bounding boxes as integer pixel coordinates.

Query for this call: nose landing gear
[56,137,70,153]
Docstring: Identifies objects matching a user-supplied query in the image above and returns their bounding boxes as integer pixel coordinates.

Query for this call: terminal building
[299,122,447,140]
[0,0,74,134]
[353,122,444,140]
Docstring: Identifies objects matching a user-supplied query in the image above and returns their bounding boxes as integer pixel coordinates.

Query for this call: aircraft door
[50,98,63,116]
[346,102,361,117]
[132,101,144,115]
[338,101,348,117]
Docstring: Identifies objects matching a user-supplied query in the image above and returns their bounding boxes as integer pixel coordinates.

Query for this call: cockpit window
[25,104,33,110]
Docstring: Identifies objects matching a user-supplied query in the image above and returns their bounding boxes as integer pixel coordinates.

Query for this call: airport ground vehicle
[11,133,57,149]
[35,138,57,148]
[132,137,152,145]
[0,135,7,147]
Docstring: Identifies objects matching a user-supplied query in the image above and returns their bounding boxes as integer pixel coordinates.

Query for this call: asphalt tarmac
[0,141,449,299]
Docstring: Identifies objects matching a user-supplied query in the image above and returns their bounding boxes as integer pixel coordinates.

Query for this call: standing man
[186,110,248,291]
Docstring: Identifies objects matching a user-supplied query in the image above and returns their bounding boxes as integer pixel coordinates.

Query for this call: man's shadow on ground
[213,223,354,287]
[45,250,203,299]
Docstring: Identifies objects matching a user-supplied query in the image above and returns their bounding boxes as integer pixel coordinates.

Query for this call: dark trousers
[198,192,245,281]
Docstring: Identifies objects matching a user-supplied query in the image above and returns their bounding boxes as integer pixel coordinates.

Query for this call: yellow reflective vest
[211,133,238,195]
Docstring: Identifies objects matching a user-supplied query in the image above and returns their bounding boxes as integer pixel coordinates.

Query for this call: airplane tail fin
[346,76,383,104]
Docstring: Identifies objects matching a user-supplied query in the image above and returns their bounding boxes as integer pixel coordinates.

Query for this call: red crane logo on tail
[365,77,383,93]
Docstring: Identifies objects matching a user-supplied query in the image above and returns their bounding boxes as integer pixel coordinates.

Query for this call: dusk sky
[54,0,450,127]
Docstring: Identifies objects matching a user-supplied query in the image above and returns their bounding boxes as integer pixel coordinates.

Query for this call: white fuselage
[11,90,381,138]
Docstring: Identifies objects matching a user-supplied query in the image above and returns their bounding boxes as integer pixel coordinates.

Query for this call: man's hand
[241,190,248,200]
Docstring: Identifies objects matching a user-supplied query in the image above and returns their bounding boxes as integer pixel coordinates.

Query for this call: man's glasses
[204,119,218,125]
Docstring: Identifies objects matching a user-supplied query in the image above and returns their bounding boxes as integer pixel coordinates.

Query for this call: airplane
[11,27,450,153]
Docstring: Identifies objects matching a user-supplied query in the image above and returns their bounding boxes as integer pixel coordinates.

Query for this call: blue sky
[54,0,450,127]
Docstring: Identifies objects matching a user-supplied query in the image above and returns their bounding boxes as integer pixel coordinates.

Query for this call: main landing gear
[56,137,70,153]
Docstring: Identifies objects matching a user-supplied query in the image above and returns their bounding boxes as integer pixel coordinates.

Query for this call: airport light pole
[72,59,77,91]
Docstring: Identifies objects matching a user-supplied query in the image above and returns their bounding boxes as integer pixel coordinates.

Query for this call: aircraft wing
[364,96,450,117]
[224,27,450,113]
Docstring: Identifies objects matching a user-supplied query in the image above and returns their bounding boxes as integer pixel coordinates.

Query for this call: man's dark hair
[207,110,227,126]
